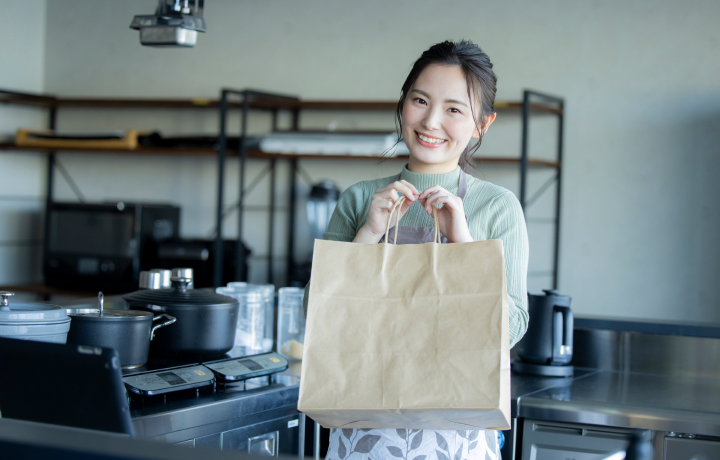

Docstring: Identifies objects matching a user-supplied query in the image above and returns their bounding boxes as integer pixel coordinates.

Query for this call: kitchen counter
[510,368,596,417]
[516,368,720,437]
[130,372,302,443]
[43,295,719,456]
[136,366,719,441]
[575,315,720,339]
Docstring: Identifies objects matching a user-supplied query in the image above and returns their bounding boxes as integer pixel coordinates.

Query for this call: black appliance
[154,238,250,288]
[0,337,134,435]
[513,289,574,377]
[44,202,180,293]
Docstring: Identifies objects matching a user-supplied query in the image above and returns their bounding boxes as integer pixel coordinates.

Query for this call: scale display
[123,365,215,396]
[204,352,289,382]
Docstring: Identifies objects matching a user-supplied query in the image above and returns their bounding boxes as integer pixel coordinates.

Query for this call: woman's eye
[448,108,461,114]
[413,98,427,105]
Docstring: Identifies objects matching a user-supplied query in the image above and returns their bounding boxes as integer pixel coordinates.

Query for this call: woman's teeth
[418,133,446,144]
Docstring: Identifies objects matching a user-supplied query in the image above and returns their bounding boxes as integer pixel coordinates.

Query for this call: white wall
[4,0,718,322]
[0,0,47,286]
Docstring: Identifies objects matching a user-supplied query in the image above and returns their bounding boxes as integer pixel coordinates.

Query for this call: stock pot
[123,277,238,357]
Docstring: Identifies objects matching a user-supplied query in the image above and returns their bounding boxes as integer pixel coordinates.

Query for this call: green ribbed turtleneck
[303,164,529,347]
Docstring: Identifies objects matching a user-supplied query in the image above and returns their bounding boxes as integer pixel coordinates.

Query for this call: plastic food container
[277,287,305,361]
[218,283,275,352]
[252,283,275,353]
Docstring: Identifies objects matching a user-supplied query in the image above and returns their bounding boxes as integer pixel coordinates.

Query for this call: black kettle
[513,290,574,377]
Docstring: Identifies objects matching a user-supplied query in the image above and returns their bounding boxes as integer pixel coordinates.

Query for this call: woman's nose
[421,106,443,130]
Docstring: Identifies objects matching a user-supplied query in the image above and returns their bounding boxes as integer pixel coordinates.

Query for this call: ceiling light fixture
[130,0,206,48]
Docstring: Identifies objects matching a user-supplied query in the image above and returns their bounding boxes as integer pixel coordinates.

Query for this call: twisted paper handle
[383,196,442,244]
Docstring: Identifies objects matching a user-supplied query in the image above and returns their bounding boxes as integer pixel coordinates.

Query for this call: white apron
[324,170,502,460]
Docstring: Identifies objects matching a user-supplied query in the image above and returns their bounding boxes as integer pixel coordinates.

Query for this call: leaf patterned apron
[324,170,501,460]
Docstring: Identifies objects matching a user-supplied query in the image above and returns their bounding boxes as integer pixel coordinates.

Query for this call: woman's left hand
[418,185,473,243]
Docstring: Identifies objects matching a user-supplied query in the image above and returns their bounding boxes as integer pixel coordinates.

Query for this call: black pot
[122,277,239,357]
[67,310,176,368]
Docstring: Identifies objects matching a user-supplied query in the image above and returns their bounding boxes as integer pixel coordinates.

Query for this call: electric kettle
[512,289,574,377]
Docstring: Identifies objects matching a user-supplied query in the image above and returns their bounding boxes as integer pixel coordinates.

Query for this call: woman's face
[402,63,491,173]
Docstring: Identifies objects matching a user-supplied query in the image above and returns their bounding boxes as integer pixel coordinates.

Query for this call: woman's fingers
[424,191,461,215]
[423,190,443,214]
[377,181,419,201]
[419,185,444,200]
[371,196,396,210]
[400,195,414,215]
[400,180,420,197]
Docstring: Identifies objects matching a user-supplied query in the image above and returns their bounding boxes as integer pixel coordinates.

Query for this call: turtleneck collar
[399,164,461,194]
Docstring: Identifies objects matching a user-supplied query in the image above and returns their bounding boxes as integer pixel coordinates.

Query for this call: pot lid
[68,309,153,321]
[0,292,69,323]
[123,277,238,307]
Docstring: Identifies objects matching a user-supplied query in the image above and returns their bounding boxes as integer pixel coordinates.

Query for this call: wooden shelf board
[2,96,562,114]
[474,157,560,168]
[0,91,57,108]
[0,143,560,167]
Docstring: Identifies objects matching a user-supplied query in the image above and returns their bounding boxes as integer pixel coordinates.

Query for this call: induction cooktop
[122,347,288,397]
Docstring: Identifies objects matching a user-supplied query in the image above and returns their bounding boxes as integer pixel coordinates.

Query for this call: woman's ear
[471,112,497,139]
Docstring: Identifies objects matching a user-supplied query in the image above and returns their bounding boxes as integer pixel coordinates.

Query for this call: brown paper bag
[298,198,510,430]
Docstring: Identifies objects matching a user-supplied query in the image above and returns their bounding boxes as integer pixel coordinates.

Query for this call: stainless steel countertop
[132,367,720,440]
[510,368,595,417]
[131,372,301,441]
[517,369,720,437]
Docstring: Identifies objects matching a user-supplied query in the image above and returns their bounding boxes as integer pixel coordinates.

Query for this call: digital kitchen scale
[204,352,288,382]
[124,365,215,396]
[122,351,289,397]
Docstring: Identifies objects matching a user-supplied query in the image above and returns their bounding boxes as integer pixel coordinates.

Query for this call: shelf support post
[236,92,250,282]
[520,90,530,209]
[287,158,297,286]
[268,158,276,284]
[214,90,229,287]
[553,101,564,290]
[43,106,58,297]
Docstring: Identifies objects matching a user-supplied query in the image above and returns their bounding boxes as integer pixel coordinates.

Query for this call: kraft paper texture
[298,237,511,430]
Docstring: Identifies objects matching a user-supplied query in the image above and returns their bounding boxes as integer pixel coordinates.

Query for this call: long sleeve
[485,191,529,348]
[303,182,367,317]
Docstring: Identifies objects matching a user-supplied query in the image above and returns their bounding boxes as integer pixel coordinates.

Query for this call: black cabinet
[174,414,302,457]
[520,419,647,460]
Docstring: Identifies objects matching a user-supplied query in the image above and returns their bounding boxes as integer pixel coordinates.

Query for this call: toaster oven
[44,202,180,293]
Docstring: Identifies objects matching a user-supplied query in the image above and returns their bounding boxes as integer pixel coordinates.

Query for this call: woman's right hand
[353,180,419,243]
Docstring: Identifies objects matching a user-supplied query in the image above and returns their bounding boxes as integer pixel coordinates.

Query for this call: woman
[304,40,529,460]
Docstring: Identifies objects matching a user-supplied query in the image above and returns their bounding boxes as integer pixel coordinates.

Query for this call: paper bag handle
[383,196,441,244]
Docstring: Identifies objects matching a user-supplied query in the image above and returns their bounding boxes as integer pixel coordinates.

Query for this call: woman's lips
[415,131,447,148]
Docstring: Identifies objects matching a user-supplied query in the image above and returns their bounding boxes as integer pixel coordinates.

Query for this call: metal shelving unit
[0,87,564,290]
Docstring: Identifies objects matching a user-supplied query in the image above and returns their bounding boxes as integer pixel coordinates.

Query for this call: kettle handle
[552,306,574,364]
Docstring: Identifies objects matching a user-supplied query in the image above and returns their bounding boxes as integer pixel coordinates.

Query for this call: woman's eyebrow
[410,89,469,107]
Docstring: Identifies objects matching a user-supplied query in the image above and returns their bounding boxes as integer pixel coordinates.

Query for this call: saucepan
[66,292,175,369]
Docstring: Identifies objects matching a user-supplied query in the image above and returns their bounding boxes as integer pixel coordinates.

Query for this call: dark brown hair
[394,40,497,171]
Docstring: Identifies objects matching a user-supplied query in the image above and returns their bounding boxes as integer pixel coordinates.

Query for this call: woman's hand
[353,180,419,243]
[419,185,473,243]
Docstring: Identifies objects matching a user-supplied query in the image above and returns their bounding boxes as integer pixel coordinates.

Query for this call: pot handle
[150,313,177,340]
[0,292,14,311]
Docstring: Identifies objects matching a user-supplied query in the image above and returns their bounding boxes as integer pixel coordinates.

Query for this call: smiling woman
[396,40,498,174]
[402,64,491,173]
[304,40,528,460]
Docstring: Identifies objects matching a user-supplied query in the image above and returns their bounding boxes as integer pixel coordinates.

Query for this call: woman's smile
[415,131,447,147]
